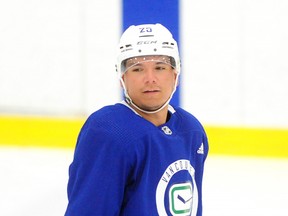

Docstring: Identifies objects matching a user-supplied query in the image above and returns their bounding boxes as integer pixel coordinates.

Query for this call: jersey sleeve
[65,119,133,215]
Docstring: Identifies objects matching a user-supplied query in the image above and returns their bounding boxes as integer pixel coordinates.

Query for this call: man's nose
[144,68,157,83]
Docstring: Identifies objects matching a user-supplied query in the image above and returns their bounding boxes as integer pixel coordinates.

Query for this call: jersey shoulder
[173,107,205,132]
[82,103,154,142]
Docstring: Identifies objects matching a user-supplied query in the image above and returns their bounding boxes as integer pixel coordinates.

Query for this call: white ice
[0,147,287,216]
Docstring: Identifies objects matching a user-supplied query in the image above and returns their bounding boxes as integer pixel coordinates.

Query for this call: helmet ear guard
[115,23,181,76]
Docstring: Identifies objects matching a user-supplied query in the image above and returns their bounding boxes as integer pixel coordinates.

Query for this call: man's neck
[134,106,169,126]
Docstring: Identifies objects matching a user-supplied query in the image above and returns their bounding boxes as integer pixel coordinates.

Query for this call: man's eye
[131,67,143,72]
[155,66,167,70]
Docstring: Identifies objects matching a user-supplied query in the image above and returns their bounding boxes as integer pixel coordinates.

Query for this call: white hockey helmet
[115,23,181,76]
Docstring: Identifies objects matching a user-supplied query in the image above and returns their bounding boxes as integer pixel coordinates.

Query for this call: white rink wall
[181,0,288,128]
[0,0,288,128]
[0,0,121,117]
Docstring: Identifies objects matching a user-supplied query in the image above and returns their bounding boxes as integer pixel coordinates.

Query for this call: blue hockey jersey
[65,102,208,216]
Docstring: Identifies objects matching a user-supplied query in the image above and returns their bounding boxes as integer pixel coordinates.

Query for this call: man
[65,23,208,216]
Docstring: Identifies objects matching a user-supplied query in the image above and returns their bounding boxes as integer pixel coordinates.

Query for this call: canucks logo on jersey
[156,159,198,216]
[169,182,193,215]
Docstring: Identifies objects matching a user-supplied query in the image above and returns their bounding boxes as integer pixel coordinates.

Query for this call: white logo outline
[156,159,198,216]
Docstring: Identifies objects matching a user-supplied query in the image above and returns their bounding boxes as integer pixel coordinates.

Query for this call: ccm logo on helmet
[137,40,157,45]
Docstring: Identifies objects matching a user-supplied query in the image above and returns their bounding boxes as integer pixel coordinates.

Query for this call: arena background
[0,0,287,215]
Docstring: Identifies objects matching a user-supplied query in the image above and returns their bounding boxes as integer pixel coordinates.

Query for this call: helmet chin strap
[120,75,179,114]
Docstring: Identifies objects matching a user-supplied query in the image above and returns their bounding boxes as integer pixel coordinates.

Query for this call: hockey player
[65,23,208,216]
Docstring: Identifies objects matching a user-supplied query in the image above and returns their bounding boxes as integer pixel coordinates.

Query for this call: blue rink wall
[123,0,180,106]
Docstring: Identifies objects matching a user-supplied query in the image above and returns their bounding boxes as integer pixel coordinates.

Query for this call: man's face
[122,55,177,112]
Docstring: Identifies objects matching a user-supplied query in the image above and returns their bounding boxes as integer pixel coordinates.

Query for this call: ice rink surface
[1,147,287,216]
